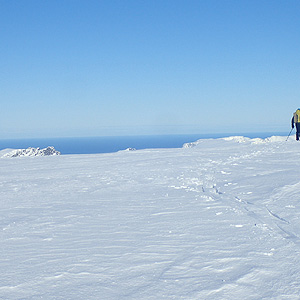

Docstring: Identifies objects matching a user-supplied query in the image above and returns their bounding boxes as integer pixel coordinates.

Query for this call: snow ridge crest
[183,135,289,148]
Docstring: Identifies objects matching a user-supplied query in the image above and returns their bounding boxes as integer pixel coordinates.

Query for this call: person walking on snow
[291,109,300,140]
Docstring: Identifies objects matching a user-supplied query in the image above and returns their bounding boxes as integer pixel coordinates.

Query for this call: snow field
[1,136,300,299]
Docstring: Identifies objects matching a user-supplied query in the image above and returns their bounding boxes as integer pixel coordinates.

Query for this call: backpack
[294,110,300,123]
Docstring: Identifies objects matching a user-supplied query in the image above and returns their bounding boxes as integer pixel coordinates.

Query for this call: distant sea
[0,132,286,155]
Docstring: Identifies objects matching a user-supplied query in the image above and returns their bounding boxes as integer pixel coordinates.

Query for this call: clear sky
[1,0,299,138]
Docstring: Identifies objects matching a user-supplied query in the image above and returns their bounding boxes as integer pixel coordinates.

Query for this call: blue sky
[1,0,299,138]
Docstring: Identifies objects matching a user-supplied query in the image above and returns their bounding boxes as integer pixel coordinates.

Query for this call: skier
[291,109,300,140]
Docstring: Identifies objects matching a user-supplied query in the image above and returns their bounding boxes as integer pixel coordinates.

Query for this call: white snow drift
[1,135,300,299]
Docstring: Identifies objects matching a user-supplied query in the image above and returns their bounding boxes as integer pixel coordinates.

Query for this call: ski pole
[286,127,294,141]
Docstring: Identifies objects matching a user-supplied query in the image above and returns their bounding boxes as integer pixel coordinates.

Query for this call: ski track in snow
[1,137,300,299]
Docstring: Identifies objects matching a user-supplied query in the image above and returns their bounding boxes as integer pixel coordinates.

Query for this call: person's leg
[296,123,300,140]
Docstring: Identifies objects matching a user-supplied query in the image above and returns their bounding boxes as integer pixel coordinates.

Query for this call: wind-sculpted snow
[1,136,300,299]
[1,146,60,158]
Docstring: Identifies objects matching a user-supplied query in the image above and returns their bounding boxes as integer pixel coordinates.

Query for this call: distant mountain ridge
[1,146,60,158]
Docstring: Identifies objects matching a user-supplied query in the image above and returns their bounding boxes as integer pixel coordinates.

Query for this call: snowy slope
[1,136,300,299]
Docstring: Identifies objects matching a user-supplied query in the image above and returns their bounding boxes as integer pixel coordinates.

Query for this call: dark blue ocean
[0,132,286,155]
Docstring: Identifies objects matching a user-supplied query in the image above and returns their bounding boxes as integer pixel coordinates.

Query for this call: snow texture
[1,135,300,299]
[1,146,60,158]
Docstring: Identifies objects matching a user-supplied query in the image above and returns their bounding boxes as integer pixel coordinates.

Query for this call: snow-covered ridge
[183,135,290,148]
[1,146,60,158]
[222,135,289,144]
[120,147,137,152]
